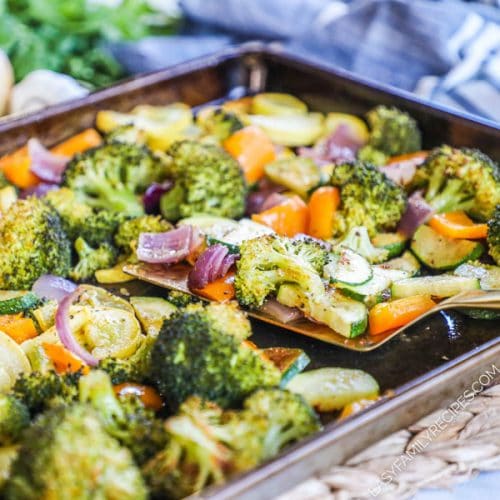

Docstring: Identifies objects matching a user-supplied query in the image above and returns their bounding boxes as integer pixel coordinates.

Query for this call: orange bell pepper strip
[0,314,38,343]
[428,211,488,240]
[114,383,163,411]
[193,271,236,302]
[0,128,102,189]
[307,186,340,240]
[223,126,276,184]
[42,342,90,375]
[252,195,308,237]
[369,295,437,336]
[0,146,38,189]
[51,128,102,156]
[387,150,429,165]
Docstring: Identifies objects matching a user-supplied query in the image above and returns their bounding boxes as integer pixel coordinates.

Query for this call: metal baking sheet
[0,42,498,499]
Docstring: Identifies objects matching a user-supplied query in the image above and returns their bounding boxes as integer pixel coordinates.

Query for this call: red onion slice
[143,180,173,213]
[55,287,98,367]
[188,244,229,290]
[261,299,303,324]
[32,274,77,302]
[28,138,69,184]
[380,162,418,186]
[397,191,435,238]
[220,253,238,277]
[261,192,288,212]
[137,225,193,264]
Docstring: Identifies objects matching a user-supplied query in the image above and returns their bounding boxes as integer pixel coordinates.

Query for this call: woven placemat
[279,382,500,500]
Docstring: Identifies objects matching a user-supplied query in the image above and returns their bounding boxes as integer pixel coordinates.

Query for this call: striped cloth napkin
[112,0,500,123]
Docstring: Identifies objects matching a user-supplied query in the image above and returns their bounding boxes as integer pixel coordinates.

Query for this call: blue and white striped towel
[112,0,500,123]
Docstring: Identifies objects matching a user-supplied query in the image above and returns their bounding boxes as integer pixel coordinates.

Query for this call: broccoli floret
[98,335,155,385]
[79,370,167,465]
[358,105,422,165]
[143,398,229,499]
[44,187,126,246]
[143,390,320,498]
[0,198,72,289]
[150,302,281,410]
[241,388,320,459]
[413,146,500,221]
[5,404,147,500]
[63,142,169,217]
[10,370,80,416]
[197,107,244,141]
[0,396,29,446]
[70,237,118,281]
[329,161,407,237]
[114,214,172,253]
[234,234,328,309]
[166,290,201,307]
[487,207,500,265]
[337,226,389,264]
[160,141,246,222]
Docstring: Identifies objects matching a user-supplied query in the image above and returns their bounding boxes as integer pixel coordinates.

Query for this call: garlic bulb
[9,70,89,116]
[0,50,14,116]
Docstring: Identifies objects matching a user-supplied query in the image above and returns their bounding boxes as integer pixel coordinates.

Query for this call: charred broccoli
[235,234,328,309]
[69,237,118,281]
[63,142,169,217]
[0,198,72,289]
[143,390,319,498]
[197,107,244,140]
[358,105,422,165]
[337,226,389,264]
[160,140,246,222]
[114,214,172,253]
[79,370,167,465]
[487,206,500,265]
[10,370,80,416]
[329,161,407,237]
[5,404,147,500]
[150,302,281,410]
[0,396,29,446]
[44,187,126,246]
[413,146,500,221]
[166,289,201,307]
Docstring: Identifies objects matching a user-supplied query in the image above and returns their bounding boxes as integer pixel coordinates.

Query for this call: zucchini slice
[411,225,484,271]
[338,267,409,307]
[30,300,58,332]
[0,292,39,315]
[277,284,368,338]
[130,296,177,337]
[287,367,379,412]
[376,251,421,277]
[372,232,407,258]
[262,347,310,387]
[0,331,31,392]
[323,249,373,286]
[392,275,480,299]
[251,93,308,116]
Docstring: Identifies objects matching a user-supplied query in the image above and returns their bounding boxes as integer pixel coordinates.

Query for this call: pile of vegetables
[0,282,379,498]
[0,0,180,87]
[0,90,499,497]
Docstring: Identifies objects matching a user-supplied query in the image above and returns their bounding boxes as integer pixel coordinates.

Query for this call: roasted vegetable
[0,198,71,289]
[5,404,147,500]
[329,161,407,237]
[63,142,168,217]
[412,146,500,221]
[487,206,500,265]
[69,237,118,281]
[0,396,29,446]
[150,302,281,410]
[358,106,422,165]
[160,140,246,222]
